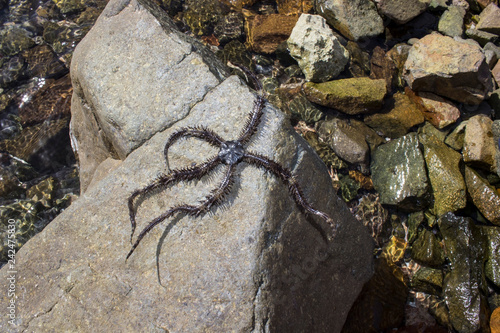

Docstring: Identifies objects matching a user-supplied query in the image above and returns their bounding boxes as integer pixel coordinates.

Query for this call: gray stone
[477,3,500,35]
[493,120,500,176]
[371,133,430,210]
[466,27,499,46]
[287,14,349,82]
[0,0,374,332]
[314,0,384,41]
[377,0,429,24]
[445,121,467,150]
[483,226,500,288]
[438,5,466,37]
[69,0,228,191]
[465,166,500,225]
[317,118,369,166]
[404,33,493,105]
[484,42,500,62]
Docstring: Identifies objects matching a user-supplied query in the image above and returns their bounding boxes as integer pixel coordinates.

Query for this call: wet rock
[52,0,86,14]
[376,0,429,24]
[287,92,324,123]
[22,44,68,79]
[439,213,489,333]
[183,0,228,36]
[483,226,500,288]
[411,228,446,267]
[287,14,349,82]
[246,14,299,53]
[418,120,449,143]
[438,5,466,37]
[407,211,425,244]
[277,0,314,15]
[364,91,425,139]
[444,121,467,150]
[302,131,348,170]
[314,0,384,41]
[3,1,374,331]
[303,77,387,115]
[423,138,466,216]
[337,174,360,201]
[346,41,371,77]
[371,133,430,210]
[387,43,412,88]
[348,119,385,152]
[477,3,500,35]
[404,33,493,105]
[406,89,460,129]
[463,114,497,172]
[213,11,244,45]
[317,118,369,165]
[465,166,500,225]
[411,266,443,295]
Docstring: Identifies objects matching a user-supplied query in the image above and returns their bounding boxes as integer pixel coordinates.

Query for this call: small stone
[387,43,412,88]
[52,0,86,14]
[0,27,35,57]
[422,139,466,216]
[370,46,397,91]
[463,114,497,171]
[287,14,349,82]
[314,0,384,41]
[444,121,467,150]
[303,77,387,115]
[485,50,498,68]
[404,33,493,105]
[411,228,446,267]
[346,41,371,77]
[371,133,430,210]
[317,118,369,165]
[376,0,429,24]
[466,27,499,46]
[465,166,500,225]
[493,60,500,86]
[246,14,299,53]
[484,42,500,62]
[411,266,443,295]
[364,91,425,139]
[438,5,466,37]
[492,307,500,333]
[477,3,500,35]
[406,89,460,129]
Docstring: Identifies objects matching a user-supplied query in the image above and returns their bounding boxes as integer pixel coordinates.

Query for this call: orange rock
[491,307,500,333]
[245,14,299,53]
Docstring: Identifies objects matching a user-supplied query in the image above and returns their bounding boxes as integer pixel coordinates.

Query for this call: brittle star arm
[242,151,337,241]
[163,126,224,171]
[128,155,221,241]
[126,163,236,259]
[237,95,265,145]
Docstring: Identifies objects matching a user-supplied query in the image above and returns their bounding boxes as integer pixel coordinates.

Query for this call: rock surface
[465,166,500,225]
[463,114,497,171]
[303,77,387,115]
[245,13,299,53]
[437,5,466,37]
[287,14,349,82]
[477,3,500,35]
[0,0,374,332]
[314,0,384,41]
[376,0,429,24]
[404,33,493,105]
[370,133,430,210]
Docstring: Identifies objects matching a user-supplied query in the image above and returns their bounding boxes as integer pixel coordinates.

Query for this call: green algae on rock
[371,133,430,210]
[303,77,387,115]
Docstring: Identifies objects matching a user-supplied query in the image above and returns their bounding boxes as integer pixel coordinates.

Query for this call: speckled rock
[406,89,460,129]
[0,1,374,332]
[465,166,500,225]
[493,120,500,177]
[371,133,430,210]
[404,33,493,105]
[364,91,425,138]
[463,114,497,172]
[314,0,384,41]
[287,14,349,82]
[445,121,467,151]
[422,137,466,216]
[438,5,466,37]
[376,0,429,24]
[439,213,489,333]
[245,14,299,54]
[303,77,387,115]
[483,226,500,288]
[477,3,500,35]
[317,118,369,165]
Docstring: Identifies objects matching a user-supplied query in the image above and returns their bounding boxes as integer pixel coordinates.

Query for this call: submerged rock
[0,1,374,331]
[246,14,299,54]
[287,14,349,82]
[371,133,430,210]
[404,33,493,105]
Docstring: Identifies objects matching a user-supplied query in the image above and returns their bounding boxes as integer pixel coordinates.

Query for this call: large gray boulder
[0,0,373,332]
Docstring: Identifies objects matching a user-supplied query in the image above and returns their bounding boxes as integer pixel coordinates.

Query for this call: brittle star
[126,68,337,259]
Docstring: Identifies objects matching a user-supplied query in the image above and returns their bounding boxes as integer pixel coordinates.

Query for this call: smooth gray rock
[69,0,228,191]
[314,0,384,41]
[0,0,373,332]
[376,0,429,24]
[287,14,349,82]
[404,33,493,105]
